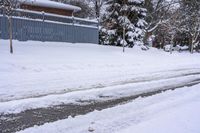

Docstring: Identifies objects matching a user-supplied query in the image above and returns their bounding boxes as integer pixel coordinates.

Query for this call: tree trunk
[8,16,13,54]
[143,32,148,45]
[188,36,193,54]
[170,34,174,54]
[191,42,194,54]
[143,31,152,45]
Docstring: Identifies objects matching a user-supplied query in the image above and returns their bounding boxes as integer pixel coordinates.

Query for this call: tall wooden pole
[123,27,125,52]
[123,0,126,53]
[9,16,13,54]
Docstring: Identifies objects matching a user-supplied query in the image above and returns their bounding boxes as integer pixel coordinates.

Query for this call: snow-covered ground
[0,40,200,114]
[18,84,200,133]
[1,40,200,132]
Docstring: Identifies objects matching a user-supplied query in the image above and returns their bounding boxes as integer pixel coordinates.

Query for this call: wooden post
[123,27,125,53]
[8,16,13,54]
[2,6,5,17]
[122,0,126,53]
[42,11,45,42]
[72,11,75,43]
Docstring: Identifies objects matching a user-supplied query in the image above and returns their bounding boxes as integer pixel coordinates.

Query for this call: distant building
[18,0,81,16]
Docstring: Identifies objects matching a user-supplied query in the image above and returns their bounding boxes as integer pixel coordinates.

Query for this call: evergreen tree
[100,0,147,47]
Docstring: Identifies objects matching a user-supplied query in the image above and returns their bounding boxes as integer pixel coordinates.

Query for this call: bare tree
[89,0,105,19]
[53,0,95,18]
[143,0,179,45]
[177,0,200,53]
[144,0,200,54]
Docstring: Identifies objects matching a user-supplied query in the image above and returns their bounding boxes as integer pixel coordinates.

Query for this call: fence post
[72,12,75,43]
[42,11,45,42]
[2,6,5,17]
[0,16,2,39]
[97,18,100,44]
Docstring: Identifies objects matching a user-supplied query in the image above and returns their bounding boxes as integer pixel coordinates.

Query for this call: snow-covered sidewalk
[18,83,200,133]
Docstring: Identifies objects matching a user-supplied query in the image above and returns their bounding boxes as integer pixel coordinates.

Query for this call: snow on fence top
[18,0,81,12]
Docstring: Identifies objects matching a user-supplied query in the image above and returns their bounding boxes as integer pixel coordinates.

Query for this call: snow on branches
[100,0,147,47]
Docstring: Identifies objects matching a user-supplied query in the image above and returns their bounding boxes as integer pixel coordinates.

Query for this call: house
[18,0,81,16]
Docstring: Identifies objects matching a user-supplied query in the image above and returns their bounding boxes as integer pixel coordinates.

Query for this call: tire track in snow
[1,68,200,102]
[1,74,200,133]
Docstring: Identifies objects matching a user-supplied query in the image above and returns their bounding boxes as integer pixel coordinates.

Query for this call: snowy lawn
[1,40,200,101]
[0,40,200,114]
[17,83,200,133]
[0,40,200,110]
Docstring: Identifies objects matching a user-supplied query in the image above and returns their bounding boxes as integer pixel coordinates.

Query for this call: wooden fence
[0,8,99,44]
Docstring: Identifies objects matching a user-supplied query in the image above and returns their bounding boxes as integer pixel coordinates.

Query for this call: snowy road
[1,68,200,114]
[1,72,200,133]
[16,83,200,133]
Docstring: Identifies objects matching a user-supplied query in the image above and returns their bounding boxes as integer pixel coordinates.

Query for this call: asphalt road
[1,76,200,133]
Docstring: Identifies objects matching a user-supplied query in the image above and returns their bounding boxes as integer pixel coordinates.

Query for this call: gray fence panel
[0,8,99,44]
[0,16,9,39]
[0,16,2,38]
[0,16,6,38]
[0,16,99,44]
